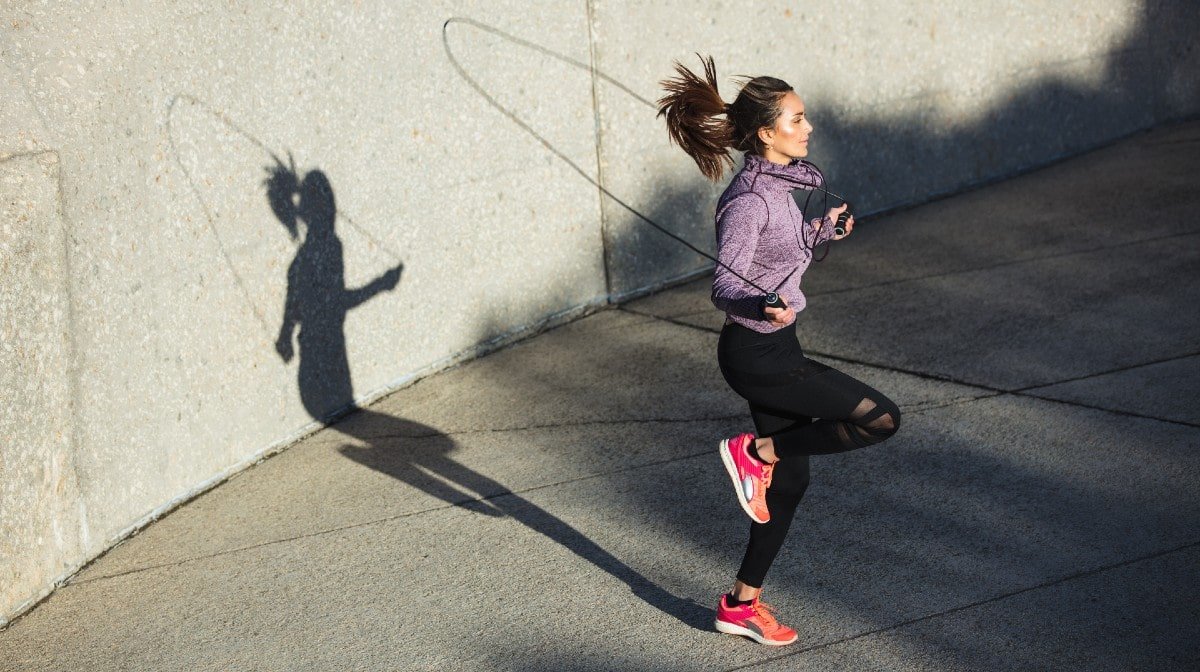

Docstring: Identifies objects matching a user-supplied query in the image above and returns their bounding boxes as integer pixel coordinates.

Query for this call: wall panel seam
[584,0,613,300]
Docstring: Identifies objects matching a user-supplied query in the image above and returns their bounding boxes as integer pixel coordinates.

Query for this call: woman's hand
[275,333,294,363]
[818,203,854,240]
[763,304,795,326]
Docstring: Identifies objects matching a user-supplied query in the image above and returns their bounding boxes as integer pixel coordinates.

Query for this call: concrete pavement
[1,120,1198,671]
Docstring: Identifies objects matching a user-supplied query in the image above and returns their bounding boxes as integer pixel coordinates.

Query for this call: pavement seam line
[798,353,1198,429]
[1012,350,1200,392]
[361,393,1018,441]
[628,228,1200,319]
[67,397,960,586]
[618,306,1004,393]
[805,228,1200,299]
[901,392,1009,415]
[64,446,723,586]
[901,389,1198,429]
[721,538,1200,672]
[621,307,1200,428]
[1145,135,1200,146]
[1012,392,1200,430]
[325,413,748,441]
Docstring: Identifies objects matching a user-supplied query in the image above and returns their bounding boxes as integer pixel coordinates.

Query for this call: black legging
[717,320,901,588]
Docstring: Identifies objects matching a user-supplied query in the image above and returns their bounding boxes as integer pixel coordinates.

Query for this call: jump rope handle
[762,292,788,314]
[834,204,853,237]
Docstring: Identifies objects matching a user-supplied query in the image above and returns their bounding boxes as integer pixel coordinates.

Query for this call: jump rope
[166,93,406,339]
[175,20,855,330]
[443,18,855,314]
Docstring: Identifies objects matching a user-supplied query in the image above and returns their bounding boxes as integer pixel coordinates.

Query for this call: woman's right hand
[823,203,854,240]
[275,333,294,363]
[763,304,795,326]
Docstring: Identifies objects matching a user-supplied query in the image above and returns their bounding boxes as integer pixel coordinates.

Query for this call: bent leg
[736,456,810,587]
[734,404,813,587]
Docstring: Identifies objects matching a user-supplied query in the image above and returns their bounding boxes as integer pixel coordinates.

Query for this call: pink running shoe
[714,594,798,646]
[718,433,773,523]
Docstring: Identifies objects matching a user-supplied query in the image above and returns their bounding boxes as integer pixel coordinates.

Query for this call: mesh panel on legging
[729,369,902,587]
[767,369,902,459]
[717,322,902,587]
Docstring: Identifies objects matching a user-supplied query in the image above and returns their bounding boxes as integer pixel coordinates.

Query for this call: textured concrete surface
[1028,355,1200,427]
[591,0,1200,295]
[2,2,609,622]
[0,151,85,620]
[3,0,1199,628]
[1,119,1197,670]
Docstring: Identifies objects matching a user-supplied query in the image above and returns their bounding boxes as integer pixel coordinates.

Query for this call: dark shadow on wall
[445,4,1200,298]
[265,159,403,418]
[815,0,1200,219]
[264,160,708,629]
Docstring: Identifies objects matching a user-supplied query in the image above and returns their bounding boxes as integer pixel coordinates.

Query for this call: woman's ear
[756,126,774,147]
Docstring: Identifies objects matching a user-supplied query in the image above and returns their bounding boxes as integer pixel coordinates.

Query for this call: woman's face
[760,91,813,162]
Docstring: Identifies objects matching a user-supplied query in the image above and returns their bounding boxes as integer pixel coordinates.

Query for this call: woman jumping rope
[658,56,902,646]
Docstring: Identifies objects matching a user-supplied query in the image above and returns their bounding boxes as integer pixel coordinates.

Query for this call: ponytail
[657,54,734,181]
[658,55,794,182]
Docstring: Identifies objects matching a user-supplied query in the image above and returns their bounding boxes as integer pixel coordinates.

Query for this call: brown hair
[657,55,794,181]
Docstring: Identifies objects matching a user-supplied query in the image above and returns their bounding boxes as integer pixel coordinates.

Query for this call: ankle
[753,438,778,464]
[731,582,761,603]
[726,592,754,607]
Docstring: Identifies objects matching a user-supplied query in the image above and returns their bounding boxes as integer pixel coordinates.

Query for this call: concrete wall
[1,0,1195,625]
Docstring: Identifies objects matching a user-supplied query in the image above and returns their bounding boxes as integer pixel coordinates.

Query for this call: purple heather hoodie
[712,153,836,333]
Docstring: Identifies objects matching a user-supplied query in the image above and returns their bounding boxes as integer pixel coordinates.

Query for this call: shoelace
[752,600,781,628]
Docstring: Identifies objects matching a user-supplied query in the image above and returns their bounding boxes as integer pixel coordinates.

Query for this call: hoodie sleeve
[711,193,769,319]
[810,214,837,245]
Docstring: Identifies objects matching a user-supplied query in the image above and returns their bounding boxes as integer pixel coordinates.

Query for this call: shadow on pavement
[335,409,713,631]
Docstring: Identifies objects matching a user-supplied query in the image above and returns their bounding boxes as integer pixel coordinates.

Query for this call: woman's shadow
[265,158,707,628]
[266,157,403,417]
